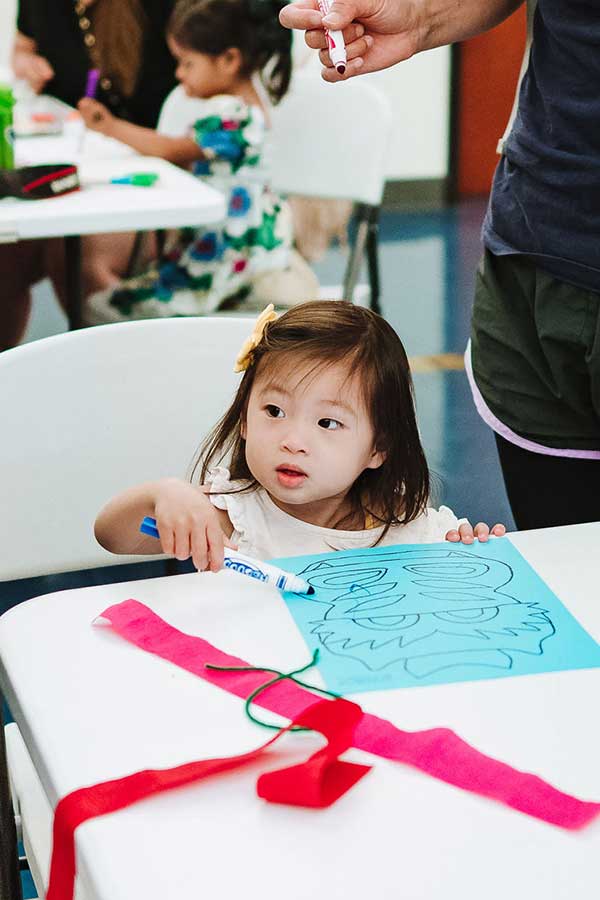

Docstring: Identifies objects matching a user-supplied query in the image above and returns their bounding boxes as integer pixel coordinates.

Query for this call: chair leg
[342,204,370,304]
[366,207,381,314]
[0,702,22,900]
[156,229,167,261]
[124,231,147,279]
[125,229,168,279]
[64,235,83,331]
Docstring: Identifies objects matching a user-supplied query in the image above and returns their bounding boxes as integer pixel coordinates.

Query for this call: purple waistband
[464,341,600,460]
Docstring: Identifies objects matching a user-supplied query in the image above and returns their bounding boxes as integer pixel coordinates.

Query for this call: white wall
[0,0,16,74]
[294,39,450,182]
[366,48,450,181]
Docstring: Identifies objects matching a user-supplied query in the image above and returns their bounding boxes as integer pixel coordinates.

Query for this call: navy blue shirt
[484,0,600,292]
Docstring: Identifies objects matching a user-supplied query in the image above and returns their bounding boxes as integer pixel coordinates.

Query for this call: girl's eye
[318,418,343,430]
[265,404,284,418]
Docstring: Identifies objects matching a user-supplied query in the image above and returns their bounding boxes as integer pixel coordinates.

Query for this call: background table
[0,122,226,329]
[1,523,600,900]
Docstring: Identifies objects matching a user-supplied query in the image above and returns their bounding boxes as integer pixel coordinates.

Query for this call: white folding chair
[0,316,251,897]
[269,72,393,312]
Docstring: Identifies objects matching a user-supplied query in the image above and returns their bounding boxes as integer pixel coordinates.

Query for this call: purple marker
[84,68,100,99]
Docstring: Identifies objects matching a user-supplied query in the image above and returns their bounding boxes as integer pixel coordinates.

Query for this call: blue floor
[2,195,513,898]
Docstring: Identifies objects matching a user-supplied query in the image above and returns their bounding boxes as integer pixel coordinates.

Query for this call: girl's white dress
[207,467,463,560]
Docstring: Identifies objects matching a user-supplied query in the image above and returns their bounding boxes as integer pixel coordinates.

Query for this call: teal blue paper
[272,538,600,693]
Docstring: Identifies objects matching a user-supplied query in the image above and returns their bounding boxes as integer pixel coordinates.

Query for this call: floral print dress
[85,95,291,323]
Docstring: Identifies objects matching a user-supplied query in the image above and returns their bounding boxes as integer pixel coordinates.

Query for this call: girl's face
[242,358,385,528]
[169,38,241,98]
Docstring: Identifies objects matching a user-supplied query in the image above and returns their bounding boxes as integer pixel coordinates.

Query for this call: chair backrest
[156,84,208,137]
[269,73,392,206]
[0,317,251,581]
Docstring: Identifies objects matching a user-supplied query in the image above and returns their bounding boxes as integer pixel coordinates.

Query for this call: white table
[0,127,226,329]
[1,523,600,900]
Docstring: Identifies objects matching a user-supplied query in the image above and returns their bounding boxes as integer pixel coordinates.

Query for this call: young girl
[78,0,297,323]
[95,301,506,569]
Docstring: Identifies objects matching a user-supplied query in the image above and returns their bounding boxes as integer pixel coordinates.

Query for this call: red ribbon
[47,697,369,900]
[98,600,600,830]
[46,597,600,900]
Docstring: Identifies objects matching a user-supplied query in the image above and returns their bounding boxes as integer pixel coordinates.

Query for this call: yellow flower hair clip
[234,303,278,373]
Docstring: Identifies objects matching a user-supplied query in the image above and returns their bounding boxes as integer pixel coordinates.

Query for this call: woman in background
[1,0,176,350]
[12,0,175,126]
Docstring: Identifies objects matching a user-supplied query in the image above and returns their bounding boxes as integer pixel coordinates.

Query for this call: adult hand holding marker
[279,0,430,83]
[317,0,348,74]
[140,517,314,596]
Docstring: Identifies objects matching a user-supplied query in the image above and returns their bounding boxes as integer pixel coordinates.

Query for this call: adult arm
[280,0,525,81]
[11,30,54,93]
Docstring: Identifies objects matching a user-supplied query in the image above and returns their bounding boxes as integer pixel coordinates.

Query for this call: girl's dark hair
[196,301,430,541]
[169,0,292,104]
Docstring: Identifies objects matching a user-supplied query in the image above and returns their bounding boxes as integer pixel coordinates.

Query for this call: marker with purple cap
[84,68,100,99]
[79,68,101,152]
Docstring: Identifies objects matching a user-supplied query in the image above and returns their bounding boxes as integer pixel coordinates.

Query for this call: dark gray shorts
[469,249,600,455]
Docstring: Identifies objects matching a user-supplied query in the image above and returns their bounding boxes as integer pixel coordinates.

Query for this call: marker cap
[328,45,347,72]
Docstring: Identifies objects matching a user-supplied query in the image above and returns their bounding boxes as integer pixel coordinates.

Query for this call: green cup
[0,85,16,171]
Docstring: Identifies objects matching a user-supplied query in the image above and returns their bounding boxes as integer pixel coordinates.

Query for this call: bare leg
[0,234,152,349]
[0,242,46,351]
[80,232,157,295]
[45,231,150,307]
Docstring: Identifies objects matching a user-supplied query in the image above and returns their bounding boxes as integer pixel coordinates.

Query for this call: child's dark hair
[197,301,430,542]
[169,0,292,104]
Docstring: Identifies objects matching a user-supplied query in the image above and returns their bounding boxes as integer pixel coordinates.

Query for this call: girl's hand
[445,522,506,544]
[77,98,114,135]
[12,50,54,93]
[152,478,237,573]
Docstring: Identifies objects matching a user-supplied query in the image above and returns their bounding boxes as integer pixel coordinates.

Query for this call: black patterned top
[16,0,177,127]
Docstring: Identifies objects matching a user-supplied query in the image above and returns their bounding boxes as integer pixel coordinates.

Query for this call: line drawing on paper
[295,548,556,681]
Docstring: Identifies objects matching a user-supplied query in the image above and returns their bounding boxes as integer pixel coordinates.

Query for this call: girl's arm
[95,478,235,571]
[78,98,204,167]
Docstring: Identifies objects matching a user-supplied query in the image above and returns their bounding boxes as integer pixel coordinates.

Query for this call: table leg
[0,700,22,900]
[64,234,83,331]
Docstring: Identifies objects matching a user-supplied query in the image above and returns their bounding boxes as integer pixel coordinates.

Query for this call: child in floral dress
[78,0,294,322]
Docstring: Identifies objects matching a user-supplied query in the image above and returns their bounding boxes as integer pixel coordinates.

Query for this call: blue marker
[140,516,314,596]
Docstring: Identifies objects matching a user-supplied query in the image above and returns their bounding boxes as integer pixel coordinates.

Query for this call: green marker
[110,173,159,187]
